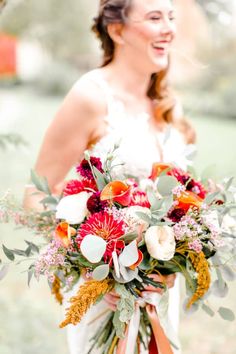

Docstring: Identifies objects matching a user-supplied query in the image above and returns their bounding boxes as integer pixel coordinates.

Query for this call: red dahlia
[63,179,97,196]
[77,212,125,262]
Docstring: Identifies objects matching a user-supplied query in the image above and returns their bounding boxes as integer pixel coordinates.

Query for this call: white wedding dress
[63,69,196,354]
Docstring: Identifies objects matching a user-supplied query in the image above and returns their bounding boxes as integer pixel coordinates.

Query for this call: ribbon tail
[146,304,174,354]
[117,305,140,354]
[116,326,128,354]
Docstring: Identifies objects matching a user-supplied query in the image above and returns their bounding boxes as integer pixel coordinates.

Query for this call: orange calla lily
[150,163,172,181]
[100,180,132,206]
[129,250,144,270]
[177,191,203,212]
[55,222,76,248]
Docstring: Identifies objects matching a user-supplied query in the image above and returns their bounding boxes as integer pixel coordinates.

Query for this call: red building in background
[0,33,17,77]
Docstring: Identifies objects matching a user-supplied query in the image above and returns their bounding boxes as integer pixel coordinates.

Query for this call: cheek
[124,24,160,43]
[132,24,161,40]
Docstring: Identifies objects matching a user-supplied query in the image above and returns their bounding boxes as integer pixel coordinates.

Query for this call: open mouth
[151,41,170,55]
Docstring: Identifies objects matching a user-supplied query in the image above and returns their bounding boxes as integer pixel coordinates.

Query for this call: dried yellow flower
[187,251,211,308]
[52,275,63,305]
[60,278,114,328]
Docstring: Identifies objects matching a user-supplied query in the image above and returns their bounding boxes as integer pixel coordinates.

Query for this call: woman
[24,0,196,353]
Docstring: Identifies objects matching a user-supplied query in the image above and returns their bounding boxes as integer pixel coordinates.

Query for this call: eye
[149,16,161,22]
[169,16,176,22]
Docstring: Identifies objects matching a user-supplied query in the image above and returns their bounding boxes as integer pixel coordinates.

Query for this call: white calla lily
[56,192,90,224]
[145,225,176,261]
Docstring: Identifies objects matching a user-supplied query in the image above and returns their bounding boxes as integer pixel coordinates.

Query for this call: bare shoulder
[69,69,107,116]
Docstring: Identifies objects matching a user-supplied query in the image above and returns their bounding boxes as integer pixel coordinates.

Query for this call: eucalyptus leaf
[119,240,139,267]
[25,241,40,254]
[205,192,220,205]
[80,235,106,264]
[119,232,138,243]
[156,176,179,196]
[183,299,199,315]
[147,189,162,211]
[113,311,125,338]
[2,245,15,261]
[25,246,32,257]
[30,169,51,195]
[220,265,236,282]
[93,166,107,190]
[92,264,110,281]
[202,303,215,317]
[218,307,235,321]
[225,177,235,191]
[211,279,229,298]
[135,212,152,224]
[115,283,135,323]
[0,264,10,281]
[113,266,138,284]
[12,249,27,257]
[40,196,58,205]
[28,268,34,287]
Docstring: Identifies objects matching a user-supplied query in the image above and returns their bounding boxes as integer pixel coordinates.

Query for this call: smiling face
[121,0,176,72]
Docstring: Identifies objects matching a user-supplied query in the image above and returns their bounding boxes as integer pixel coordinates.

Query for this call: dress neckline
[91,68,172,137]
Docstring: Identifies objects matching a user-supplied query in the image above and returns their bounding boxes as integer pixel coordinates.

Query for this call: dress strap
[81,70,118,117]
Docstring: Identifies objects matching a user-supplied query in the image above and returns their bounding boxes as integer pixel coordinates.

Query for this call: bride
[24,0,196,353]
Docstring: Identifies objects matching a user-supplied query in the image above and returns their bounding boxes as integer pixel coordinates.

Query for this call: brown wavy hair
[92,0,196,143]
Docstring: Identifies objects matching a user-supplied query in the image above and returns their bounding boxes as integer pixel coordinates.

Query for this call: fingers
[103,292,120,312]
[145,273,177,291]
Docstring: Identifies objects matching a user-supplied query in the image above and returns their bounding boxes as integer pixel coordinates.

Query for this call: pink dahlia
[130,190,151,208]
[63,179,97,196]
[76,157,104,180]
[87,192,108,214]
[77,212,126,262]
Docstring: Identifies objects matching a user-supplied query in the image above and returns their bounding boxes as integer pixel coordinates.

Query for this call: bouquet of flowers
[1,147,236,354]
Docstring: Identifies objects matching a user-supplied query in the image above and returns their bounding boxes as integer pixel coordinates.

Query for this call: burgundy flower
[76,157,104,180]
[87,192,108,214]
[168,208,186,222]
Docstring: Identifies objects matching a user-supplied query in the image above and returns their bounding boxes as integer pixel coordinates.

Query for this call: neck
[104,51,155,100]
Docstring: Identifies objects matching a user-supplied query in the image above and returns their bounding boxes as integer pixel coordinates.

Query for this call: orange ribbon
[117,304,174,354]
[146,304,174,354]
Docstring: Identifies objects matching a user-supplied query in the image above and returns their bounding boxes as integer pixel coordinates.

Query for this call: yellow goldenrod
[52,275,63,305]
[187,251,211,308]
[60,278,114,328]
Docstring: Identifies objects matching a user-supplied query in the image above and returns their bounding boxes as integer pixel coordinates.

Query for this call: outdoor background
[0,0,236,353]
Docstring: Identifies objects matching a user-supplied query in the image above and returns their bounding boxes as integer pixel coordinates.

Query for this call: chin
[151,56,169,72]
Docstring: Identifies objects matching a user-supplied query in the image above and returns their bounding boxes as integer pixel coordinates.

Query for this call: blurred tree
[0,0,7,13]
[196,0,234,41]
[0,0,98,63]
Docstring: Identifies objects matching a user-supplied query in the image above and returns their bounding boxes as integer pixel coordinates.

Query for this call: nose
[160,18,175,37]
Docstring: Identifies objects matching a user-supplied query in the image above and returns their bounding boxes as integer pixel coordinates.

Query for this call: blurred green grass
[0,86,236,354]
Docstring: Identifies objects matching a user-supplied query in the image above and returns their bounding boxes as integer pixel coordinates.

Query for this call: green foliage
[0,133,27,150]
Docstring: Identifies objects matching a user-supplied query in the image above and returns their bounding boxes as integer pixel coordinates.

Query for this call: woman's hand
[142,273,176,295]
[103,291,120,311]
[103,273,177,311]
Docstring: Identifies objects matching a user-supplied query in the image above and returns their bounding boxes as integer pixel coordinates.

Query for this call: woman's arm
[24,77,106,210]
